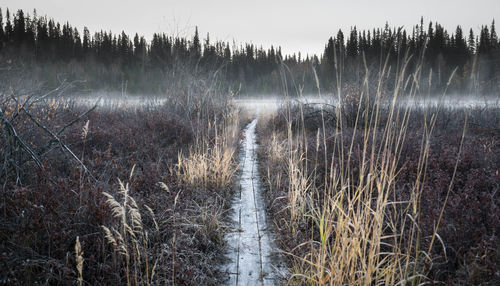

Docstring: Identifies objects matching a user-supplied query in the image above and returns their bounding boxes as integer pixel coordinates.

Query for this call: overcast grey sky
[2,0,499,56]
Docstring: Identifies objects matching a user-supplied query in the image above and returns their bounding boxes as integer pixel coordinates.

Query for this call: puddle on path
[224,118,286,286]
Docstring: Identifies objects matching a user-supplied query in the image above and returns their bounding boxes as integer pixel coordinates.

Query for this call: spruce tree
[400,30,408,54]
[83,27,90,56]
[419,17,425,48]
[191,26,201,60]
[224,42,231,62]
[25,12,36,54]
[336,29,345,51]
[13,10,26,48]
[468,28,476,53]
[74,28,82,59]
[0,8,4,50]
[491,20,498,48]
[133,33,141,67]
[5,9,12,43]
[478,25,491,54]
[346,26,358,58]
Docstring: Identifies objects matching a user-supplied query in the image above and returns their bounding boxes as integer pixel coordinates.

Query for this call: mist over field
[1,3,499,286]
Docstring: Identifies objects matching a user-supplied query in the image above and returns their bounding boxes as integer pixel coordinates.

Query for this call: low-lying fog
[58,93,500,113]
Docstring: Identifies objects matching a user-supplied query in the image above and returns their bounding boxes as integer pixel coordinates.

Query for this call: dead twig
[0,107,43,168]
[9,95,97,181]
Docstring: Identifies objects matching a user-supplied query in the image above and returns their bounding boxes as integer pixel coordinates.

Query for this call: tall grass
[101,166,160,286]
[175,109,240,190]
[1,63,244,285]
[74,236,84,286]
[261,49,470,285]
[95,81,242,285]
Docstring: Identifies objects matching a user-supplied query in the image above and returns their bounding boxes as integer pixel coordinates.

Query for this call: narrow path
[224,118,285,286]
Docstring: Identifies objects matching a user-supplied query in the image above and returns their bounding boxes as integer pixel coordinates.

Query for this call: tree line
[320,19,499,94]
[0,8,498,95]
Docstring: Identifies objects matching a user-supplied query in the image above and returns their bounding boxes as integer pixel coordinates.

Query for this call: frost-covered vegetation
[1,5,499,286]
[257,52,499,285]
[0,73,244,284]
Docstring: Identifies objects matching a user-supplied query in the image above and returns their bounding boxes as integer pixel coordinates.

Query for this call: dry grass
[74,236,84,286]
[101,166,160,286]
[175,110,240,190]
[0,80,243,285]
[258,50,477,285]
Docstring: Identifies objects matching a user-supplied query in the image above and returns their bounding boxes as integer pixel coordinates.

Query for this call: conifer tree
[191,26,201,60]
[13,10,26,48]
[491,20,498,48]
[223,42,231,62]
[400,30,408,54]
[0,8,4,50]
[468,28,476,53]
[4,9,12,43]
[478,25,491,54]
[0,7,498,94]
[455,26,466,51]
[74,28,82,59]
[83,27,91,56]
[346,26,358,58]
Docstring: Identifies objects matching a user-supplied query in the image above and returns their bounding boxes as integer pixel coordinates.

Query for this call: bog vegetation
[0,71,244,284]
[0,6,499,286]
[257,51,499,285]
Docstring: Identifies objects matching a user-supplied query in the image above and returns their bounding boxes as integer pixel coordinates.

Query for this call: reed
[101,166,160,286]
[175,109,240,190]
[74,236,84,286]
[259,48,470,285]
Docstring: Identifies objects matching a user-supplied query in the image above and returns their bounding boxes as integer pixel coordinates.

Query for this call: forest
[0,8,499,94]
[1,6,499,286]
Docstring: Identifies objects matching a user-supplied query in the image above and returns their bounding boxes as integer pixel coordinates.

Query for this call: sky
[2,0,499,56]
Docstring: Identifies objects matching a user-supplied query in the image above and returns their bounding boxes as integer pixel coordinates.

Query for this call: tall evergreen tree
[491,20,498,48]
[0,7,499,94]
[191,26,201,60]
[13,10,26,48]
[4,9,12,43]
[0,8,4,50]
[346,26,358,58]
[468,28,476,53]
[478,25,491,54]
[223,42,231,62]
[400,30,408,54]
[74,28,82,59]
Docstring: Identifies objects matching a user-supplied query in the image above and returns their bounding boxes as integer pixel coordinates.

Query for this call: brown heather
[257,50,499,285]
